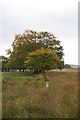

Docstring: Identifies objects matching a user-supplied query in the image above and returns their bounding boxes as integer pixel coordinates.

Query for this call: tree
[2,56,9,72]
[65,64,71,68]
[57,60,64,70]
[7,30,64,71]
[25,48,59,74]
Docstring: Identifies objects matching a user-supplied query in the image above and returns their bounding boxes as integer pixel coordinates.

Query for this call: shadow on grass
[2,71,34,79]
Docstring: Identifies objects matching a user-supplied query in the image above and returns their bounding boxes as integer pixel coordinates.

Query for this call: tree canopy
[2,56,9,72]
[25,48,59,73]
[6,29,64,71]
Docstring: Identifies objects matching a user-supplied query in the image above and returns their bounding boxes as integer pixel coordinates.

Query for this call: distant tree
[2,56,9,72]
[65,64,71,69]
[57,60,64,70]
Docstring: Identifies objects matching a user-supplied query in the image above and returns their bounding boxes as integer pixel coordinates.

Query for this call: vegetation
[4,30,64,72]
[25,48,59,74]
[2,29,75,118]
[2,56,9,72]
[65,64,71,69]
[2,69,78,118]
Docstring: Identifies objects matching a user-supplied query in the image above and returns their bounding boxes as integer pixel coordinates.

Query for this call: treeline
[2,30,65,73]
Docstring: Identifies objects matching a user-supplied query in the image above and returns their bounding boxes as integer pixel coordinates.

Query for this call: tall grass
[2,69,78,118]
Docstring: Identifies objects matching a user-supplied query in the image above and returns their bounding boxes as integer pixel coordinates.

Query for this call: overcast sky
[0,0,79,65]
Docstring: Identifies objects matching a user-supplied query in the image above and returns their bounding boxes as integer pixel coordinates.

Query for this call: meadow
[2,69,78,118]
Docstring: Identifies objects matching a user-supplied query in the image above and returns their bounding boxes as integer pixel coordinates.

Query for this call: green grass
[2,69,78,118]
[2,71,33,78]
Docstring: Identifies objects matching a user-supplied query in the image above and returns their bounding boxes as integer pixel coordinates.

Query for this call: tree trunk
[44,71,46,80]
[34,70,36,74]
[19,69,21,72]
[43,71,49,87]
[40,70,42,73]
[22,69,24,72]
[8,68,9,72]
[5,68,7,72]
[34,70,38,74]
[43,70,44,73]
[2,68,3,72]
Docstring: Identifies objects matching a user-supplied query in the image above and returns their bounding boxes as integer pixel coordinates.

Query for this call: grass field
[2,69,78,118]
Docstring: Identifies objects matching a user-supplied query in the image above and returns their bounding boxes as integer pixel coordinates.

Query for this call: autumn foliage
[25,48,59,73]
[5,29,64,72]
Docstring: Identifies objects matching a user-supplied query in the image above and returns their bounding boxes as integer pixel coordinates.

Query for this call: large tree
[7,30,64,71]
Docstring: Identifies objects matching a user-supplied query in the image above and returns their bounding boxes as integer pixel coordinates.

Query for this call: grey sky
[0,0,78,65]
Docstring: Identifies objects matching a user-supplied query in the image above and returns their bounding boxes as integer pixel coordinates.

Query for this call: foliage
[2,56,9,71]
[6,30,64,70]
[25,48,59,73]
[65,64,71,68]
[57,60,64,70]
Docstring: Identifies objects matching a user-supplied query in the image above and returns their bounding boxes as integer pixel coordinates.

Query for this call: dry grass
[2,69,78,118]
